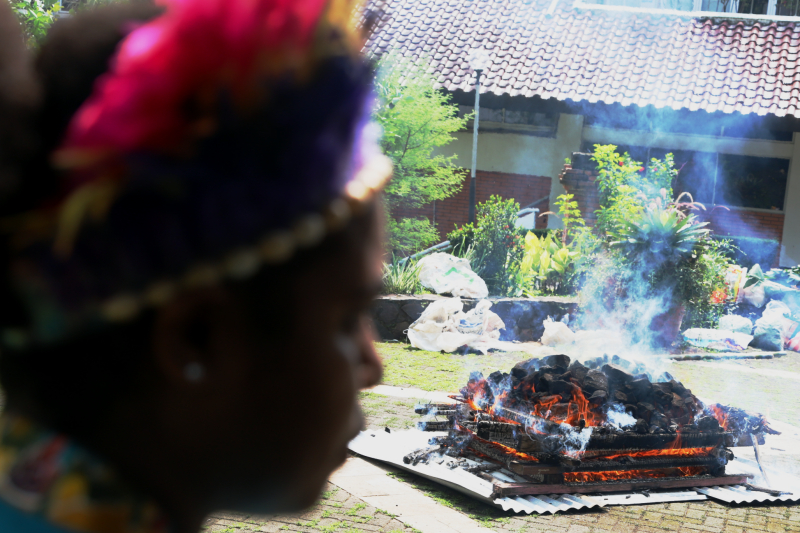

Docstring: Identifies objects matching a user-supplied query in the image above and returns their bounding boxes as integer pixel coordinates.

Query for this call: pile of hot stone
[455,354,773,439]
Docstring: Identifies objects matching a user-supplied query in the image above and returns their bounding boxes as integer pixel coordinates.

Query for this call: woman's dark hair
[0,3,376,440]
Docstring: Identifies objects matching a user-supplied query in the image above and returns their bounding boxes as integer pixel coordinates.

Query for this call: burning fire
[709,404,730,430]
[465,377,604,429]
[564,466,707,483]
[582,446,714,462]
[458,425,540,462]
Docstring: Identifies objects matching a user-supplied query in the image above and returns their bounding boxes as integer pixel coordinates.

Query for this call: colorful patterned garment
[0,414,171,533]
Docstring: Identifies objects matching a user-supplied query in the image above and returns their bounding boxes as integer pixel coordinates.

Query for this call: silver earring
[183,362,206,383]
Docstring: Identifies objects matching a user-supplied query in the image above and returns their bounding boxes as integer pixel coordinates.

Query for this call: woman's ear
[151,287,247,388]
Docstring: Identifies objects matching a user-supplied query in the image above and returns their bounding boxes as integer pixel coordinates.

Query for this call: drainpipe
[469,69,482,224]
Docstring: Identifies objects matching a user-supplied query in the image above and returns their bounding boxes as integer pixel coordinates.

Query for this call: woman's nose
[357,318,383,389]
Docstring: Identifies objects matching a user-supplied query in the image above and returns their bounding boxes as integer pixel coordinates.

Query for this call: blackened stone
[549,403,571,419]
[583,370,609,394]
[670,379,689,398]
[671,393,685,409]
[613,391,628,403]
[543,354,571,371]
[549,380,575,400]
[488,371,505,385]
[567,360,589,383]
[537,373,556,392]
[697,415,722,432]
[636,402,655,422]
[588,390,607,405]
[538,365,560,375]
[635,418,649,434]
[627,377,653,399]
[651,412,668,428]
[602,363,635,385]
[652,382,673,404]
[510,360,533,380]
[656,371,675,382]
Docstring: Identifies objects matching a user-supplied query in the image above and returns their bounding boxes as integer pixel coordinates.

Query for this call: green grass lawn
[375,342,529,393]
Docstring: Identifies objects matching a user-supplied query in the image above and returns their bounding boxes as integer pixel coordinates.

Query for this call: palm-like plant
[610,207,709,265]
[516,232,581,296]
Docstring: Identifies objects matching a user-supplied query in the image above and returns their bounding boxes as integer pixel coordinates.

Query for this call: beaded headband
[1,0,391,349]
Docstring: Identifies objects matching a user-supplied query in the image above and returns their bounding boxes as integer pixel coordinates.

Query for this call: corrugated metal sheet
[348,430,714,515]
[697,485,800,504]
[494,493,605,514]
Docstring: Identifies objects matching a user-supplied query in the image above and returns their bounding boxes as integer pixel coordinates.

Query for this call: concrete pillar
[779,132,800,267]
[547,114,584,229]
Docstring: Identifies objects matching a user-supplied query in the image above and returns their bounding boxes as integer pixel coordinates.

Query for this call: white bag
[407,297,505,353]
[541,317,576,347]
[417,253,489,298]
[718,315,754,335]
[683,328,753,352]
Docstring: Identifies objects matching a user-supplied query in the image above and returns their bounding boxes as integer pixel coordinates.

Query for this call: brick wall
[694,208,784,243]
[393,170,552,241]
[558,154,784,247]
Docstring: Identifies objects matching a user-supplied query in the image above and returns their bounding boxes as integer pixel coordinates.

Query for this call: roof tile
[367,0,800,117]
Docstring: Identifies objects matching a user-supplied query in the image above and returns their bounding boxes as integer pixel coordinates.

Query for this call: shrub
[381,256,427,295]
[447,195,525,296]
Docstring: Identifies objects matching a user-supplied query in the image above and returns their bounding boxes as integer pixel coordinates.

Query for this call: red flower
[638,167,644,172]
[710,289,727,304]
[618,161,624,166]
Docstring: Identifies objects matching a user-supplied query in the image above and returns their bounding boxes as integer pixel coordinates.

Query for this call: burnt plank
[493,474,752,497]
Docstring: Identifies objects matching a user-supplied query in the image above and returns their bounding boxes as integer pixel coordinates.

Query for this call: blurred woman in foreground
[0,0,385,531]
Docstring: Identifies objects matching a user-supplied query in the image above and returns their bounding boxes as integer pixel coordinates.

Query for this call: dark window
[459,106,559,134]
[716,154,789,210]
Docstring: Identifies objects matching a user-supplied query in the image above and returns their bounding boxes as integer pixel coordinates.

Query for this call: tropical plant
[381,256,427,295]
[11,0,60,48]
[609,207,710,266]
[515,232,582,296]
[374,52,471,254]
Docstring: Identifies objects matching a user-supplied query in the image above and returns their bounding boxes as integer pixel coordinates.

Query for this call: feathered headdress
[3,0,390,348]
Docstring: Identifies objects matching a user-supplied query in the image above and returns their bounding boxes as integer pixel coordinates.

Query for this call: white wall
[780,133,800,267]
[441,114,584,229]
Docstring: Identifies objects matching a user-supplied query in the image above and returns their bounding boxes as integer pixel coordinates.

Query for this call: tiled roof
[366,0,800,118]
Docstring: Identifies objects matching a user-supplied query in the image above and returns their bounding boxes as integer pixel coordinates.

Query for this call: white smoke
[606,403,637,429]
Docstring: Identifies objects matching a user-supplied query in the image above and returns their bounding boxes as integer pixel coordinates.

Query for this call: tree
[373,52,470,254]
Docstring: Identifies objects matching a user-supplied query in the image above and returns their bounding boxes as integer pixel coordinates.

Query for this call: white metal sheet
[696,485,800,504]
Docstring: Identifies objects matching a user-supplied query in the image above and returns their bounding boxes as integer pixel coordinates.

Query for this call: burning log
[403,445,443,465]
[414,403,459,415]
[417,420,451,431]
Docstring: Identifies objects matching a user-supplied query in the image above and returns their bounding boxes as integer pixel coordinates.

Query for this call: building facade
[368,0,800,266]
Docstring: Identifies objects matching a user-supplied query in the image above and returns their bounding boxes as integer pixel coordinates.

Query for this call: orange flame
[584,447,713,462]
[709,405,730,430]
[458,425,539,462]
[564,466,707,483]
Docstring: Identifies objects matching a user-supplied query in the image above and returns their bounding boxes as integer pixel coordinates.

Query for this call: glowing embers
[565,467,708,483]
